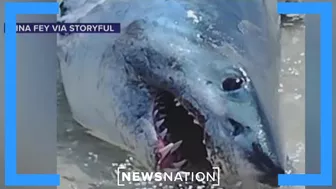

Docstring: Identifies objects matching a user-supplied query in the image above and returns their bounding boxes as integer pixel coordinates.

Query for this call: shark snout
[249,142,285,187]
[229,118,285,187]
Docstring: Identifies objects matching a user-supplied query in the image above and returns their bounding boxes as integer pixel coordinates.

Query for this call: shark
[58,0,287,187]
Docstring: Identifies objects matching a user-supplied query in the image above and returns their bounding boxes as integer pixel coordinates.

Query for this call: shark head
[113,1,285,185]
[58,0,286,187]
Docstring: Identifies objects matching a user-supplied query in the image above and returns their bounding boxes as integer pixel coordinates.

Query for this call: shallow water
[57,18,306,189]
[279,23,305,175]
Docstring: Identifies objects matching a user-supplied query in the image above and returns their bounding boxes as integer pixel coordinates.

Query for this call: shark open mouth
[150,90,285,187]
[152,90,212,172]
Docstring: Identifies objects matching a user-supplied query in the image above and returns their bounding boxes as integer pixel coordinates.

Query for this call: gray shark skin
[58,0,286,188]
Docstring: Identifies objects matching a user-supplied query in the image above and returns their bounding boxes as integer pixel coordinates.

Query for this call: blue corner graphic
[4,2,60,186]
[4,1,332,187]
[277,2,333,186]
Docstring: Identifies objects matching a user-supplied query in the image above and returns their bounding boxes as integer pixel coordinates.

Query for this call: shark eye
[222,77,245,91]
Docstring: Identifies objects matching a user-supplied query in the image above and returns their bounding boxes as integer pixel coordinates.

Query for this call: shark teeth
[170,140,183,153]
[153,91,207,172]
[156,119,165,127]
[174,98,182,107]
[156,113,166,120]
[158,143,174,159]
[154,92,203,127]
[157,140,184,165]
[153,109,159,117]
[172,159,187,168]
[158,140,183,155]
[159,128,168,138]
[193,119,200,125]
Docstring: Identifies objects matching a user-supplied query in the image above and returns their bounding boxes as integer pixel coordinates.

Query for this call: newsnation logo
[116,166,220,187]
